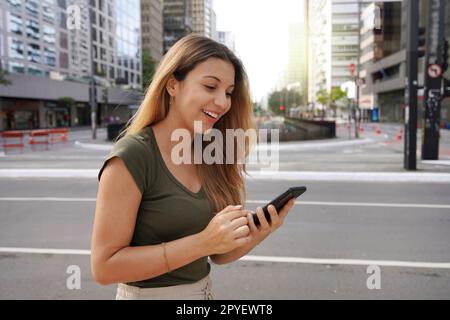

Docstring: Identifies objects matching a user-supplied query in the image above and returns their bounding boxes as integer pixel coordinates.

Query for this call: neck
[152,110,194,157]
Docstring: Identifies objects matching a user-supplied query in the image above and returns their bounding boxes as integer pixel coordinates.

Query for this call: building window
[57,0,66,9]
[43,25,56,44]
[44,47,56,66]
[27,65,43,77]
[60,52,69,69]
[7,0,21,10]
[9,61,25,73]
[60,32,68,49]
[8,12,23,35]
[28,43,41,63]
[42,1,56,23]
[25,0,39,17]
[100,47,106,61]
[60,12,67,29]
[9,38,24,59]
[26,19,40,40]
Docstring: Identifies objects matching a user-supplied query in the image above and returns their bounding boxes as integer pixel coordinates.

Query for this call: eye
[204,85,215,91]
[226,92,232,98]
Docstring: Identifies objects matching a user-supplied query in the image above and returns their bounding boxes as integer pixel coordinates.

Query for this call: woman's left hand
[246,198,296,244]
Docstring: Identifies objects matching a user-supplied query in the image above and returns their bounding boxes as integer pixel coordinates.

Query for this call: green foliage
[57,97,75,108]
[0,68,12,86]
[142,52,156,89]
[268,89,303,115]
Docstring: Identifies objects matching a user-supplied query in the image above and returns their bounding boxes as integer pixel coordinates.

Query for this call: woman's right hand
[199,205,251,255]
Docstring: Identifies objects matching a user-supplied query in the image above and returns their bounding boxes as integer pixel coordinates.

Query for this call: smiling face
[166,57,235,134]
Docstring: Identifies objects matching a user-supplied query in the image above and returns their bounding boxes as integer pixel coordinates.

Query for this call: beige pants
[115,275,214,300]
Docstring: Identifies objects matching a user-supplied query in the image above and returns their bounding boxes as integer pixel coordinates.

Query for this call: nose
[214,91,229,112]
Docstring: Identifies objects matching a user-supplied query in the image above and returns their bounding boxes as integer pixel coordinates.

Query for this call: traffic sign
[349,63,356,75]
[427,64,442,78]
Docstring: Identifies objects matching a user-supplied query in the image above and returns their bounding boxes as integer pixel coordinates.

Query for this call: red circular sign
[349,63,356,75]
[428,64,442,78]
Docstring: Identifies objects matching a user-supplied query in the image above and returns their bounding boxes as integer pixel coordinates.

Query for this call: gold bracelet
[162,242,171,272]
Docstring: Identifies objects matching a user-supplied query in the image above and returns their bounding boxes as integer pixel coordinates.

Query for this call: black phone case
[252,186,307,226]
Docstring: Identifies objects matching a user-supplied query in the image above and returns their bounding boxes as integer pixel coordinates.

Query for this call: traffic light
[279,105,285,111]
[418,27,426,58]
[442,40,449,72]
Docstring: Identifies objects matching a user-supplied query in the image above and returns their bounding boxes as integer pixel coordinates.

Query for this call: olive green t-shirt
[98,125,214,288]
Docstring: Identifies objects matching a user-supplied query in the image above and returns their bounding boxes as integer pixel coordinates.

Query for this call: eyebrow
[203,75,235,88]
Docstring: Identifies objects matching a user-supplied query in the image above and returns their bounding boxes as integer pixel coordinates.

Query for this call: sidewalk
[2,123,450,175]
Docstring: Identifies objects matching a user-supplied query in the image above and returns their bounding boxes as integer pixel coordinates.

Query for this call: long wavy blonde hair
[121,35,254,212]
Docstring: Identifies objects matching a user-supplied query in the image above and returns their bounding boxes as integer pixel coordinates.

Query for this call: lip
[201,109,220,124]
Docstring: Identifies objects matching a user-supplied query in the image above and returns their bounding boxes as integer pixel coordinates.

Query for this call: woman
[91,35,295,300]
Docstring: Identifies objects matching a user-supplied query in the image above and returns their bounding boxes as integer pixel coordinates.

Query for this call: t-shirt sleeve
[98,135,150,194]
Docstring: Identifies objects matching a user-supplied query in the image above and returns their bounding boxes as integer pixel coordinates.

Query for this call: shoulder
[112,131,150,154]
[98,128,156,193]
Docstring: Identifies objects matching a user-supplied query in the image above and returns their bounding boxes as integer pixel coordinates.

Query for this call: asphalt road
[1,125,450,299]
[0,178,449,299]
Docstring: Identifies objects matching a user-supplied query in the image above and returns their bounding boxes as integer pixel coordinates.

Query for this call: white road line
[246,200,450,209]
[246,171,450,183]
[239,256,450,269]
[1,247,449,269]
[2,169,450,183]
[0,247,90,255]
[1,197,450,210]
[0,197,95,202]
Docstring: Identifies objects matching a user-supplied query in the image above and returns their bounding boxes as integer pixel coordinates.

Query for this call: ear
[166,76,177,97]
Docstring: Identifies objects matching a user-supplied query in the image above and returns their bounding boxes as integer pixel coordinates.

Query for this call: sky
[213,0,304,102]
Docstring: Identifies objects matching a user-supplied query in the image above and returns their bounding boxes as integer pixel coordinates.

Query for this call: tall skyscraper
[306,0,361,105]
[141,0,163,63]
[0,0,142,131]
[163,0,192,53]
[191,0,217,40]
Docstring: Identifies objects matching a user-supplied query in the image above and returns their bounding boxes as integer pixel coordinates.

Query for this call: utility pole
[422,0,446,160]
[404,0,420,170]
[89,23,97,140]
[355,0,361,139]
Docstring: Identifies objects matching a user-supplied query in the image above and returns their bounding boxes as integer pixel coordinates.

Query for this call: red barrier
[29,130,49,150]
[49,128,68,144]
[1,131,25,154]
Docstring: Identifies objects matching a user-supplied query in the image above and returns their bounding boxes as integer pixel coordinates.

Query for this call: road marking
[0,197,95,202]
[422,160,450,166]
[246,171,450,183]
[246,200,450,209]
[1,197,450,209]
[239,255,450,269]
[74,141,113,151]
[0,247,90,255]
[2,169,450,183]
[1,247,449,269]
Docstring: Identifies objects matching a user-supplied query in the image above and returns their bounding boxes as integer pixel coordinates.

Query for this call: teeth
[202,109,218,119]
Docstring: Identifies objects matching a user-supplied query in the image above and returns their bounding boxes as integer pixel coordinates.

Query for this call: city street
[1,125,450,299]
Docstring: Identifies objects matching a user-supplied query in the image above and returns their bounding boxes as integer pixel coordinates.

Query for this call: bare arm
[91,157,250,285]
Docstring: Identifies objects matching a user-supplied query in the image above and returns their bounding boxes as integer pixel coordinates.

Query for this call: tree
[268,89,303,116]
[0,67,12,86]
[142,52,156,89]
[57,97,75,108]
[316,88,329,106]
[329,87,348,117]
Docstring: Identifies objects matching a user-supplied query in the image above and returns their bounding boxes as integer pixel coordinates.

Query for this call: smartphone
[252,186,307,226]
